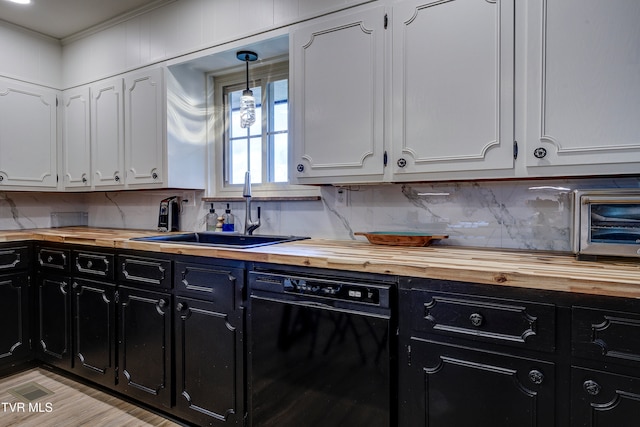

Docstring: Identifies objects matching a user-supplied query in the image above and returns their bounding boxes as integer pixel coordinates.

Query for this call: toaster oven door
[577,192,640,258]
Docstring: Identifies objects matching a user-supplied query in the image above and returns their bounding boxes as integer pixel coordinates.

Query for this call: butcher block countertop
[2,227,640,299]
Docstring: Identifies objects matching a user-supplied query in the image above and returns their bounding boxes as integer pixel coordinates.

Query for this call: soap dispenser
[222,203,235,232]
[206,204,217,231]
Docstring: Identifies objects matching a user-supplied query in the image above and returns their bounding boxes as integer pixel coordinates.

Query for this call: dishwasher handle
[250,294,391,319]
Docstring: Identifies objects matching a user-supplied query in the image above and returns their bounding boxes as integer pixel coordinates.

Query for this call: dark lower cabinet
[402,339,555,427]
[572,367,640,427]
[71,278,116,389]
[174,296,243,426]
[36,273,72,369]
[0,272,30,366]
[116,285,172,409]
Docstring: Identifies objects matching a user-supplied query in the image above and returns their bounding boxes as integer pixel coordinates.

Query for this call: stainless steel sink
[131,232,310,249]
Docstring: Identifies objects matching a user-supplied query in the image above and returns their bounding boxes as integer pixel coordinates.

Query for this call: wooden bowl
[354,232,448,247]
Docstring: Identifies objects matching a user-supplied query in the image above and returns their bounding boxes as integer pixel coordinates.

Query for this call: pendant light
[236,50,258,129]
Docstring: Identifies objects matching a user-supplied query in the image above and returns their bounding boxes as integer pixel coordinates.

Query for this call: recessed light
[6,0,31,4]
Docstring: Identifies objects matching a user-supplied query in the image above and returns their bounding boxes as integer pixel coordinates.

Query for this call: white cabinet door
[525,0,640,174]
[124,68,164,187]
[391,0,515,180]
[291,6,386,184]
[0,78,58,189]
[62,87,91,188]
[90,77,125,189]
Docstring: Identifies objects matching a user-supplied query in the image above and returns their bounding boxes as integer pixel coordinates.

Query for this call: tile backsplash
[1,176,639,252]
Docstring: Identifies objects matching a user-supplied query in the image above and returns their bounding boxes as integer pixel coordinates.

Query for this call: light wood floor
[0,367,183,427]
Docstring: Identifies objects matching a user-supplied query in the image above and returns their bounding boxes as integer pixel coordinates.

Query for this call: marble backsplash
[1,176,639,252]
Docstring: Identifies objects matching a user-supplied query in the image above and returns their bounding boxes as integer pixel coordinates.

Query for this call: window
[211,61,291,191]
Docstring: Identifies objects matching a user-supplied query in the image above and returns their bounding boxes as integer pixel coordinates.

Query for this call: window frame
[208,59,318,198]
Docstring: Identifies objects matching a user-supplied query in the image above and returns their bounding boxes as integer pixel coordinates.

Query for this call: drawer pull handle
[47,256,54,263]
[469,313,484,327]
[176,302,187,312]
[528,369,544,385]
[584,380,601,396]
[157,298,168,309]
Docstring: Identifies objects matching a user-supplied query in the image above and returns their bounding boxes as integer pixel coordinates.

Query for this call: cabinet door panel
[292,7,385,183]
[124,68,164,187]
[174,296,243,426]
[62,87,91,188]
[0,78,58,188]
[402,339,555,427]
[37,274,71,369]
[572,367,640,427]
[72,279,116,388]
[0,273,29,364]
[117,286,171,409]
[392,0,514,178]
[525,0,640,172]
[90,77,125,188]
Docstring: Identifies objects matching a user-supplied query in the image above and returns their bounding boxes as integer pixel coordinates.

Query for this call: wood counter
[2,227,639,299]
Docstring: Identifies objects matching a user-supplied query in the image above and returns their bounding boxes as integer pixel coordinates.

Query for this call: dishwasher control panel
[283,277,380,305]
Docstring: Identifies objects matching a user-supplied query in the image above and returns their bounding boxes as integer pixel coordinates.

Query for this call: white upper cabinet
[524,0,640,175]
[391,0,515,180]
[62,87,91,188]
[291,6,386,184]
[124,68,164,187]
[90,76,125,189]
[0,77,58,189]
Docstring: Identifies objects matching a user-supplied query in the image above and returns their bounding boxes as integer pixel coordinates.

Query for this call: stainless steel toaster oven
[573,189,640,259]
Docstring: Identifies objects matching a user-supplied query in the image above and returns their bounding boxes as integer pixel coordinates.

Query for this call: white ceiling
[0,0,165,39]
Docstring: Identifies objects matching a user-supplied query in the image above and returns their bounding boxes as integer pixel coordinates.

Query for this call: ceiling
[0,0,166,39]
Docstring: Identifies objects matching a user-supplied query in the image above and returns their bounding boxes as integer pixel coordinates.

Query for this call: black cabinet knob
[82,176,87,183]
[469,313,484,327]
[296,164,304,172]
[114,175,120,182]
[529,369,544,385]
[397,158,407,168]
[152,172,158,179]
[583,380,601,396]
[533,147,547,159]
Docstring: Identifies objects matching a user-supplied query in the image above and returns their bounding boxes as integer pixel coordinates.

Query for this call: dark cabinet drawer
[408,289,556,352]
[73,251,114,280]
[37,247,70,272]
[0,245,30,271]
[573,306,640,367]
[174,261,242,310]
[118,255,171,289]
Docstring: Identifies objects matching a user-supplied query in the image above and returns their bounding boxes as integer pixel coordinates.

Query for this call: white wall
[0,21,62,88]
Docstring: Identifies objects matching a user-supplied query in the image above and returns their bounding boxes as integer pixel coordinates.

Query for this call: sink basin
[131,232,310,249]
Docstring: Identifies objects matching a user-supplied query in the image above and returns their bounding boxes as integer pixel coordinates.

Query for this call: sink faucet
[243,171,261,235]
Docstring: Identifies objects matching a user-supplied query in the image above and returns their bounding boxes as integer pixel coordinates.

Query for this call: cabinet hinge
[384,13,388,29]
[513,141,518,160]
[407,344,412,367]
[383,151,388,167]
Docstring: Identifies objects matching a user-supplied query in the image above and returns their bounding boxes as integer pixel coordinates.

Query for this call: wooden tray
[354,232,448,247]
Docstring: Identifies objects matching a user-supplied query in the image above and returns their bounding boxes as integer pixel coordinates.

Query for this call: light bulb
[240,89,256,128]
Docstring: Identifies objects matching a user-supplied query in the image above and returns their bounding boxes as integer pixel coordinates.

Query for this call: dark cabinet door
[572,367,640,427]
[400,339,555,427]
[0,272,30,365]
[71,278,116,388]
[36,273,72,369]
[174,295,244,426]
[117,285,172,409]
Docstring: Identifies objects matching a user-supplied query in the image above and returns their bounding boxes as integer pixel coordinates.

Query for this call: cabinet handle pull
[528,369,544,385]
[0,176,3,182]
[397,158,407,168]
[469,313,484,327]
[296,164,304,172]
[152,172,158,179]
[158,298,168,309]
[533,147,547,159]
[114,175,120,182]
[176,302,187,312]
[82,177,87,183]
[583,380,601,396]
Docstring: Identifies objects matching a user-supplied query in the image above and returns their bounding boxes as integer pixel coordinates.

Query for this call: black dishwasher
[248,266,396,427]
